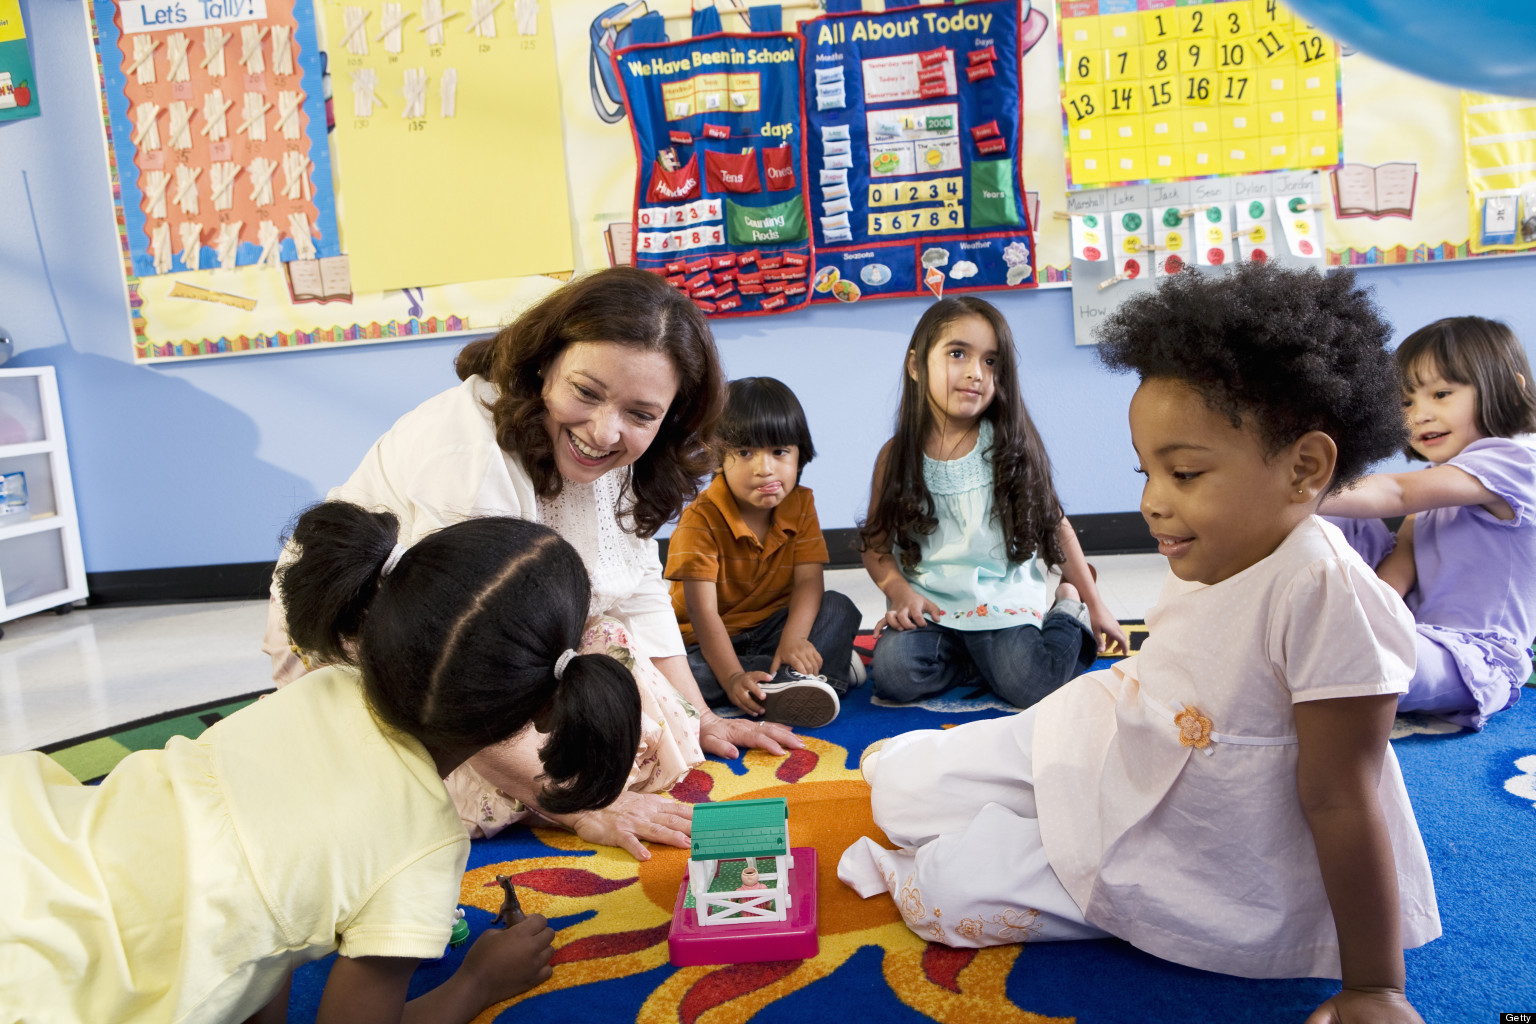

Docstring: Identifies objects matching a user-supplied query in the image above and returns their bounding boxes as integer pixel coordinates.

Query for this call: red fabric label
[735,271,763,286]
[784,282,807,295]
[666,274,687,288]
[710,253,738,269]
[685,270,711,288]
[971,120,1001,141]
[918,47,948,67]
[646,154,701,203]
[738,282,765,295]
[966,61,996,82]
[977,136,1008,155]
[782,252,807,266]
[760,293,787,310]
[692,284,718,299]
[920,80,950,98]
[969,46,997,65]
[695,299,718,312]
[703,122,731,140]
[767,280,786,293]
[739,249,761,264]
[758,256,784,270]
[714,280,737,297]
[685,257,711,272]
[716,295,742,311]
[665,259,687,274]
[762,147,797,191]
[704,149,761,193]
[669,130,693,145]
[714,268,737,284]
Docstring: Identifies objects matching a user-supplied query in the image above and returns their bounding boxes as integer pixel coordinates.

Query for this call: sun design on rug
[459,735,1068,1024]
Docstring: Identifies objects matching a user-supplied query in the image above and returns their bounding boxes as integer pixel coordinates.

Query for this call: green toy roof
[689,797,788,861]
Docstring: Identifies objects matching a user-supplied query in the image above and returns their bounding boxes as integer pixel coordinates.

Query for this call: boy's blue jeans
[870,604,1097,709]
[686,590,863,708]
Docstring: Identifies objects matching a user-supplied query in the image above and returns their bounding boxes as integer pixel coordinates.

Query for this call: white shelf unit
[0,367,87,628]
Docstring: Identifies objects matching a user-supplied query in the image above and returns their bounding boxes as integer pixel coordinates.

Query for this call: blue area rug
[283,652,1536,1024]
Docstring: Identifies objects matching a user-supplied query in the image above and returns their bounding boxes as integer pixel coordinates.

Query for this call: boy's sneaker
[849,650,867,686]
[760,666,840,728]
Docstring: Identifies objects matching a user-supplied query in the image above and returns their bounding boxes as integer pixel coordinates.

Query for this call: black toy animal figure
[486,874,525,928]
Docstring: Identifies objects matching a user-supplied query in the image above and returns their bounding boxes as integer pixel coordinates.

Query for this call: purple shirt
[1410,436,1536,651]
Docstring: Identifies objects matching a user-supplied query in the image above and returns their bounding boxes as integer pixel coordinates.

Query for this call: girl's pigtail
[277,501,400,667]
[535,653,642,815]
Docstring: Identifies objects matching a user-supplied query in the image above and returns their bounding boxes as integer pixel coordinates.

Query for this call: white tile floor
[0,553,1169,755]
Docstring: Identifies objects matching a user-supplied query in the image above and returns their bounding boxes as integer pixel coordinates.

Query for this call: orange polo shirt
[664,474,829,645]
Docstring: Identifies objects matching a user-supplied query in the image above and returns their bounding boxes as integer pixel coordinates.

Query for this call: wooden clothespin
[1098,274,1128,291]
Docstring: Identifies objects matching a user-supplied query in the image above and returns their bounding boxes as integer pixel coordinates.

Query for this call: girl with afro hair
[841,263,1438,1024]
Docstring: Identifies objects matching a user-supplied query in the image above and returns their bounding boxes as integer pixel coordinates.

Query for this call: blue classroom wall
[2,0,1534,574]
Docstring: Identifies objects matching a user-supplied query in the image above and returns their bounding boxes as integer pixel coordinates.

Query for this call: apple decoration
[13,81,30,107]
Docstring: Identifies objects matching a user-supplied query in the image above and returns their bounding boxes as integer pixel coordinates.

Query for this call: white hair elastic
[553,648,579,680]
[380,542,407,576]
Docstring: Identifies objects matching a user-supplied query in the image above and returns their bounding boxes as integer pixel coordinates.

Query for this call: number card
[1057,0,1341,188]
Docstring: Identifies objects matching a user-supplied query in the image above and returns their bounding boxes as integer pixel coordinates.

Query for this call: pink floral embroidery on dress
[992,907,1042,942]
[955,916,985,941]
[899,873,928,921]
[1174,705,1213,749]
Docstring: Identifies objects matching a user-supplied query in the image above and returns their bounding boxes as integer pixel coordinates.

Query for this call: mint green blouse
[904,419,1051,631]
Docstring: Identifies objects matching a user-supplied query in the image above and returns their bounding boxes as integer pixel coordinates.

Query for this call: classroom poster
[319,0,573,293]
[1462,91,1536,255]
[0,0,39,122]
[801,0,1041,305]
[92,0,341,275]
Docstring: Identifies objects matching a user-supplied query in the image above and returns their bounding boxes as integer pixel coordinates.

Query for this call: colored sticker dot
[1249,226,1267,243]
[1248,201,1266,219]
[1123,258,1141,278]
[1250,248,1269,263]
[1205,206,1223,223]
[1121,212,1143,231]
[1083,246,1102,260]
[1288,196,1307,213]
[1167,231,1184,248]
[1207,227,1223,243]
[1206,248,1226,264]
[1164,254,1185,274]
[1162,208,1183,228]
[1122,237,1142,254]
[1298,239,1315,255]
[1083,214,1099,228]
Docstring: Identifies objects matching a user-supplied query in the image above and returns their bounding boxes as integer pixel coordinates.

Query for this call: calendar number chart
[1058,0,1340,188]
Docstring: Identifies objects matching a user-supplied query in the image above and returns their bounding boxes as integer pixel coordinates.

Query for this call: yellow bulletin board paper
[1463,92,1536,255]
[321,0,573,293]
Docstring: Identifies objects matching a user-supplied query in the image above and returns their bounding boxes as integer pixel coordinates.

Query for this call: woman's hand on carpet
[461,914,555,1005]
[1303,988,1425,1024]
[699,709,802,760]
[562,790,694,860]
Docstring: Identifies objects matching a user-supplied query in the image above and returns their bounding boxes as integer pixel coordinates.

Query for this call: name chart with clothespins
[319,0,571,292]
[1064,170,1326,344]
[92,0,340,276]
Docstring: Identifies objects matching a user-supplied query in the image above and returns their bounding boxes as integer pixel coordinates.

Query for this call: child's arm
[772,562,825,676]
[1320,465,1514,521]
[682,578,773,715]
[1374,516,1418,599]
[1292,694,1425,1024]
[310,914,556,1024]
[1054,517,1129,654]
[862,442,942,634]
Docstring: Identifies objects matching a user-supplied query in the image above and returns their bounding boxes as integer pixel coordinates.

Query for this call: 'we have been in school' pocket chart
[616,30,814,317]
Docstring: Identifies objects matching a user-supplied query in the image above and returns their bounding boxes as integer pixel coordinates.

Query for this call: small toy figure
[738,864,766,891]
[485,874,525,928]
[448,908,470,949]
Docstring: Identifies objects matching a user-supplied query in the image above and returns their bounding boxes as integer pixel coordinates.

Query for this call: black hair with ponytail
[277,501,641,815]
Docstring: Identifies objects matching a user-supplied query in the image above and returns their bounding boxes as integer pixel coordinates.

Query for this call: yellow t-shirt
[0,666,469,1024]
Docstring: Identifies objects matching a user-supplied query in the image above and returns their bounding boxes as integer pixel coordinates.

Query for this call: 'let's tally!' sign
[119,0,267,32]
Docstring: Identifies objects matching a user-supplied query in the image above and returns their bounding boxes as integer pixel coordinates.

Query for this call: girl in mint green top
[859,297,1127,707]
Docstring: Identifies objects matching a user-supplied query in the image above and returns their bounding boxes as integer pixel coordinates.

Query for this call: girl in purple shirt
[1325,316,1536,729]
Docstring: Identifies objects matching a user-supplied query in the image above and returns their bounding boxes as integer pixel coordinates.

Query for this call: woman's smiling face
[541,341,680,484]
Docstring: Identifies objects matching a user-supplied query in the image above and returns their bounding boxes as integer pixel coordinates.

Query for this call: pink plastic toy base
[667,846,819,966]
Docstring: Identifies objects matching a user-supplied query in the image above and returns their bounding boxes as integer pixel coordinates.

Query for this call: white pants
[837,708,1107,948]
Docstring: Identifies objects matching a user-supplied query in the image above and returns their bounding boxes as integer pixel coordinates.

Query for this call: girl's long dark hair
[455,267,726,539]
[859,297,1065,571]
[278,501,641,815]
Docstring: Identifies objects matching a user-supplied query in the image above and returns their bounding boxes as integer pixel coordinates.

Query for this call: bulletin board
[801,0,1040,305]
[616,30,815,315]
[0,0,40,122]
[85,0,575,363]
[93,0,342,275]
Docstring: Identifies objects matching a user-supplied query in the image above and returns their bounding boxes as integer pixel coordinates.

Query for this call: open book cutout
[1331,162,1418,220]
[285,255,354,304]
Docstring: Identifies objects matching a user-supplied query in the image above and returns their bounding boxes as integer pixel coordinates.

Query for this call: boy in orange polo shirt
[665,377,862,728]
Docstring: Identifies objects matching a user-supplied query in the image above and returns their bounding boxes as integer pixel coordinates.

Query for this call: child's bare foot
[462,913,556,1006]
[1055,582,1080,604]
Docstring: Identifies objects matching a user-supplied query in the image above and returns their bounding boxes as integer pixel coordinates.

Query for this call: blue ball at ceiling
[1282,0,1536,97]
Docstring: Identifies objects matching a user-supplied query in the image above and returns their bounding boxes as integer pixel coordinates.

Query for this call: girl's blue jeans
[871,604,1097,709]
